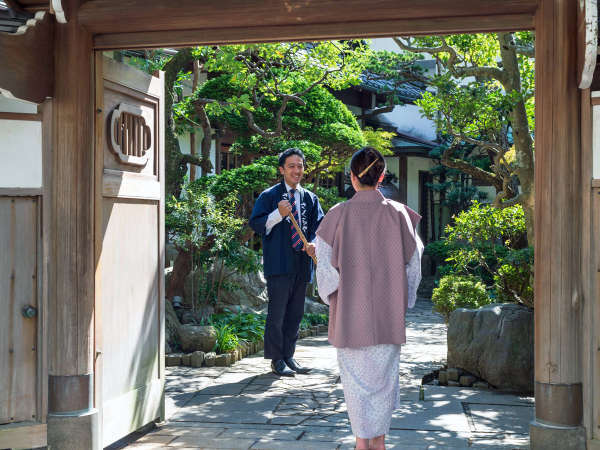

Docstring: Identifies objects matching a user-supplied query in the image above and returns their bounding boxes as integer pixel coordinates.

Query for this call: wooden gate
[94,55,165,447]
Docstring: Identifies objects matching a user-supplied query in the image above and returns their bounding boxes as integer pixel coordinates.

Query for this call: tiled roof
[0,2,34,34]
[359,73,425,103]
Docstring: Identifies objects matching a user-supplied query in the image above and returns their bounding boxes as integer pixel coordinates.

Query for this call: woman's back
[317,189,420,348]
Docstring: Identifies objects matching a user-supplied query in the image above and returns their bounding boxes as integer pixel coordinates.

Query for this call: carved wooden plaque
[109,103,151,167]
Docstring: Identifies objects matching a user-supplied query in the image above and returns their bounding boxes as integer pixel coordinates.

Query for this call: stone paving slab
[115,299,533,450]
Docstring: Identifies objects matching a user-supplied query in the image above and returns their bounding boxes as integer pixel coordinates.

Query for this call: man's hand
[304,242,316,258]
[278,200,292,217]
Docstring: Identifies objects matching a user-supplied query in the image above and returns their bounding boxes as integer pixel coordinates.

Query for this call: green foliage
[210,310,266,343]
[300,313,329,330]
[429,201,533,307]
[362,127,395,156]
[172,42,370,181]
[206,310,328,353]
[432,275,492,322]
[304,184,345,214]
[493,247,534,308]
[212,323,240,353]
[166,179,262,308]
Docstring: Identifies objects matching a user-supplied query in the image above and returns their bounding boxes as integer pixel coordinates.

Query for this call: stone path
[112,299,533,449]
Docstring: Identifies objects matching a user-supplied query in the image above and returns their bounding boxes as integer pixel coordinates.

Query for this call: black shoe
[284,357,311,374]
[271,359,295,377]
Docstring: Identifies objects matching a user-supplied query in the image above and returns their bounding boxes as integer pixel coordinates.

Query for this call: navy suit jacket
[249,181,324,282]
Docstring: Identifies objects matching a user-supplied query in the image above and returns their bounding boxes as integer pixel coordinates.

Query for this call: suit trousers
[264,265,307,360]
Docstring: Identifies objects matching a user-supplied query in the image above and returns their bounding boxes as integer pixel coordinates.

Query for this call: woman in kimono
[315,147,423,450]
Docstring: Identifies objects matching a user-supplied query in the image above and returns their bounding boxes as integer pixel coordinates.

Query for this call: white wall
[384,156,400,188]
[0,120,43,188]
[407,157,434,212]
[381,104,436,142]
[177,129,217,179]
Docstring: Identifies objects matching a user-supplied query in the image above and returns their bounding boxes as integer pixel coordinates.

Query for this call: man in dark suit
[249,148,324,376]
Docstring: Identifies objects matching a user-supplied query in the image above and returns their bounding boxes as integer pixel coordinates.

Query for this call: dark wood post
[47,0,98,448]
[531,0,586,448]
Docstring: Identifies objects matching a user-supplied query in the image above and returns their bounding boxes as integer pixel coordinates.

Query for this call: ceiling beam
[93,13,534,50]
[80,0,537,35]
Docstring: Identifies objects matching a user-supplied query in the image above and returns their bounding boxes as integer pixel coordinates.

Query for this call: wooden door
[0,196,40,426]
[94,55,165,447]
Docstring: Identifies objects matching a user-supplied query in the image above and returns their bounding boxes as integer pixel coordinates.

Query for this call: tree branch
[515,45,534,58]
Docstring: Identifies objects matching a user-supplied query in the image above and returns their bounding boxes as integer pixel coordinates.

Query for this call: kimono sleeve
[400,205,422,263]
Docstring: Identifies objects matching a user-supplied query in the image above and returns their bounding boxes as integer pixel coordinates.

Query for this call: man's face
[279,154,304,188]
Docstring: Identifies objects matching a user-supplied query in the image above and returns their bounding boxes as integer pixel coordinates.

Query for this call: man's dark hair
[278,148,306,168]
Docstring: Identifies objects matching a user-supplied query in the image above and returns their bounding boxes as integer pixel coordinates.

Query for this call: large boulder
[179,324,217,352]
[184,266,268,312]
[447,303,533,393]
[304,298,329,315]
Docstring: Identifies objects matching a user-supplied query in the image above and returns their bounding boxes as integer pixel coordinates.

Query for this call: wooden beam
[0,13,53,103]
[79,0,537,35]
[93,14,534,50]
[0,112,42,121]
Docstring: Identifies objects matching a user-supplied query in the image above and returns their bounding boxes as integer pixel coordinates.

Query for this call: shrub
[429,202,533,308]
[210,310,266,343]
[300,313,329,330]
[432,275,492,322]
[213,323,239,353]
[493,247,534,308]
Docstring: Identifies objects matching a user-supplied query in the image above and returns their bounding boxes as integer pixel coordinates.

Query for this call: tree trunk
[163,48,194,198]
[497,32,535,242]
[166,247,192,302]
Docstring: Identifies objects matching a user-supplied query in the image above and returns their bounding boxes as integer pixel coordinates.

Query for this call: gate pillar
[531,0,587,448]
[47,0,99,448]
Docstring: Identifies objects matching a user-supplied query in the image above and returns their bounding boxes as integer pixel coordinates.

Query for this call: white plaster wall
[177,129,217,180]
[380,104,436,142]
[407,157,434,212]
[0,120,43,188]
[384,156,400,188]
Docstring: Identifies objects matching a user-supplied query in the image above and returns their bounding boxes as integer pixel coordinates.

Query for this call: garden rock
[459,375,477,387]
[204,352,216,367]
[166,353,183,367]
[184,266,268,312]
[179,325,217,353]
[446,368,461,382]
[215,353,231,367]
[181,353,191,366]
[438,370,448,385]
[165,300,182,352]
[304,298,329,315]
[448,303,533,393]
[190,351,205,367]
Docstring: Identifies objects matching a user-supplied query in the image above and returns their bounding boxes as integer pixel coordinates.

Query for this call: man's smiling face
[279,154,304,188]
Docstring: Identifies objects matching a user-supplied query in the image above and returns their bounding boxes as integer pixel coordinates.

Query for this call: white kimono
[315,217,423,439]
